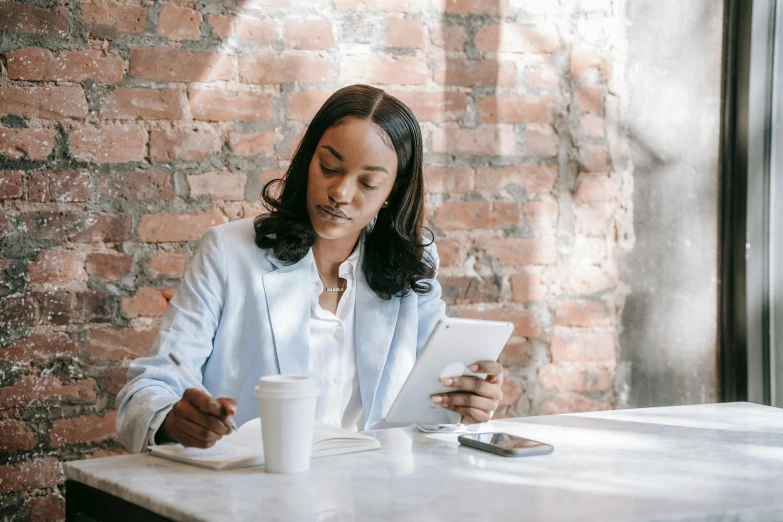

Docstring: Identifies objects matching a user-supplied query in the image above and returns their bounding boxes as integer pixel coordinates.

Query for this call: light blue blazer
[116,217,446,453]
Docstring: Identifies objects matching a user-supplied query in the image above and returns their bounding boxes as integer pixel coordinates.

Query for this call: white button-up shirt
[308,239,364,432]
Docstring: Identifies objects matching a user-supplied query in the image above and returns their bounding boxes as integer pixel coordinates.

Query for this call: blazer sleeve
[115,226,227,453]
[415,241,447,357]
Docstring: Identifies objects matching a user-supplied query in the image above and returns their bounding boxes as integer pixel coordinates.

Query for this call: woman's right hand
[157,388,237,448]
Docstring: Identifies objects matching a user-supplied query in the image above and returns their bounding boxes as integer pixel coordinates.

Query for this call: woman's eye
[361,182,378,190]
[320,164,338,174]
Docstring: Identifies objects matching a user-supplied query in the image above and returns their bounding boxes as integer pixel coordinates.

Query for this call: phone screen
[463,432,548,451]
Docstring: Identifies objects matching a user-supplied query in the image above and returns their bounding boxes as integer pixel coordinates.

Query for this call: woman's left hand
[431,361,504,424]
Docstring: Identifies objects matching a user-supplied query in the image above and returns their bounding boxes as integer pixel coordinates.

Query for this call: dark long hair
[254,84,435,300]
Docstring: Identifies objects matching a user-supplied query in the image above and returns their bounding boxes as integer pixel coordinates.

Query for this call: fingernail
[469,364,479,371]
[432,396,442,404]
[442,378,452,386]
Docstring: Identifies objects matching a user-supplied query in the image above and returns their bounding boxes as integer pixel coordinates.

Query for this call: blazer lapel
[355,270,400,422]
[262,250,314,376]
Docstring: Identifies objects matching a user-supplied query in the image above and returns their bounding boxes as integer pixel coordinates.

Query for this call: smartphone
[458,432,554,457]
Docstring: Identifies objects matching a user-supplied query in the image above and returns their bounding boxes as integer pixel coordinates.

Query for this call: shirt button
[332,378,339,385]
[333,332,340,340]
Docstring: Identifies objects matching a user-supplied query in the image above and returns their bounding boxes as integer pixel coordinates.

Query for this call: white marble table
[64,402,783,522]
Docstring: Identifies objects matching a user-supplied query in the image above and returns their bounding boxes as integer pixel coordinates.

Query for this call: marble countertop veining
[64,402,783,522]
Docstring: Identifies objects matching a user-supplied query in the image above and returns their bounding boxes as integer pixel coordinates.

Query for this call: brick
[576,84,606,113]
[150,126,222,161]
[440,275,500,304]
[540,393,612,415]
[0,86,87,120]
[158,7,202,41]
[138,210,228,242]
[0,376,96,409]
[2,333,78,365]
[6,48,124,83]
[572,47,612,81]
[457,306,541,338]
[188,172,247,200]
[340,55,428,85]
[234,18,280,45]
[476,165,557,194]
[510,270,547,301]
[286,91,332,121]
[50,411,118,447]
[0,4,68,36]
[122,287,169,318]
[538,364,614,392]
[102,367,129,395]
[99,171,174,200]
[477,95,554,124]
[524,54,561,88]
[578,147,611,174]
[82,5,148,38]
[146,251,188,278]
[569,264,614,294]
[27,170,90,203]
[551,330,615,363]
[432,58,518,86]
[27,250,82,283]
[75,291,114,323]
[130,48,233,82]
[24,493,65,522]
[435,201,519,230]
[556,300,612,327]
[85,252,133,281]
[499,339,531,366]
[475,23,560,53]
[0,128,55,160]
[0,171,24,199]
[70,126,146,163]
[574,203,613,236]
[101,88,184,121]
[432,125,516,156]
[241,53,332,84]
[0,419,36,451]
[499,376,522,406]
[385,19,424,48]
[86,327,158,360]
[430,24,465,50]
[435,239,460,266]
[229,131,277,156]
[483,237,558,266]
[0,208,6,239]
[525,124,559,157]
[76,213,132,243]
[575,174,614,203]
[284,20,335,50]
[575,113,605,138]
[425,167,474,193]
[207,14,232,38]
[190,89,273,122]
[523,200,558,235]
[0,459,61,494]
[0,292,38,326]
[387,90,469,123]
[34,290,74,325]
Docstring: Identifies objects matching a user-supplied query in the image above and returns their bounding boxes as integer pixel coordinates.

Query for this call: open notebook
[147,418,381,470]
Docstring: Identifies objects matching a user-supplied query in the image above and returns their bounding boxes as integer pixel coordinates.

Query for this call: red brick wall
[0,0,629,519]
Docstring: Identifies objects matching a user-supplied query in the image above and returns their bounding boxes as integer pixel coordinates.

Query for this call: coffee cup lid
[254,375,319,397]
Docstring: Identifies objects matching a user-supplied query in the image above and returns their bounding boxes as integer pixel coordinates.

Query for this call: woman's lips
[317,205,350,222]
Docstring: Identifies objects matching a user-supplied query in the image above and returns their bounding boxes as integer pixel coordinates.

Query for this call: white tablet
[385,317,514,426]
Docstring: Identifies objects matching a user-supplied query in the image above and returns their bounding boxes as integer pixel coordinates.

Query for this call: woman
[116,84,504,453]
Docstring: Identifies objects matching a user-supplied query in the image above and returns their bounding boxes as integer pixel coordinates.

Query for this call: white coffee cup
[253,375,319,474]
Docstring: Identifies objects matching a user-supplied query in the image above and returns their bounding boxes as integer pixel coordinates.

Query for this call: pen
[166,353,238,433]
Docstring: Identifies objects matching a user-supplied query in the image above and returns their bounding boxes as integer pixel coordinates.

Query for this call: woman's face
[306,118,399,242]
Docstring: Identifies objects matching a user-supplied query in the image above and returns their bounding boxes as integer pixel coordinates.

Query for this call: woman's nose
[329,179,354,205]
